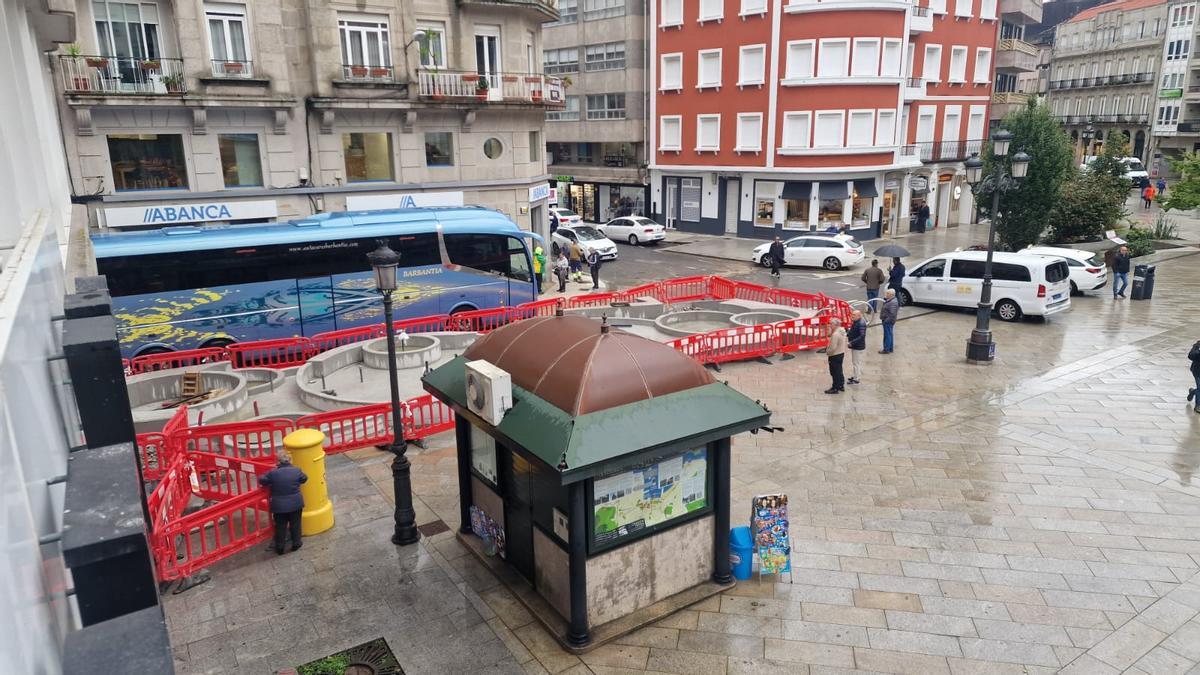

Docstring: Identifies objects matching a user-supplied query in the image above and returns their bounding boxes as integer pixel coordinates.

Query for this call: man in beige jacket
[825,318,847,394]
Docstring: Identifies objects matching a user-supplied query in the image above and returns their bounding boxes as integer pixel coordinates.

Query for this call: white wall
[0,1,78,672]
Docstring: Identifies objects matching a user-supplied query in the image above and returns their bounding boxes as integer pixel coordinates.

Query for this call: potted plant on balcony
[461,72,480,84]
[223,61,244,74]
[63,44,92,91]
[85,49,109,69]
[162,74,183,93]
[476,77,489,101]
[370,66,390,78]
[141,59,161,72]
[349,64,368,78]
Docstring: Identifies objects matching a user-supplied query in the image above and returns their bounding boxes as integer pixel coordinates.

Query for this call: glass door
[93,1,161,88]
[475,26,502,99]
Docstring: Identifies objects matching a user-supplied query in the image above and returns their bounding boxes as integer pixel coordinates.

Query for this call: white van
[900,251,1072,321]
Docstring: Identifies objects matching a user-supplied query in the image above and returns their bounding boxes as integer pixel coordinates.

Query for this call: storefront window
[603,186,645,220]
[755,199,775,226]
[784,199,809,229]
[819,200,844,227]
[342,132,394,182]
[107,134,189,191]
[218,133,262,188]
[424,132,453,167]
[851,195,872,228]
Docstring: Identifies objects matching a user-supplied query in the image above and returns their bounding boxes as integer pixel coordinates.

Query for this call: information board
[752,493,791,576]
[592,447,708,547]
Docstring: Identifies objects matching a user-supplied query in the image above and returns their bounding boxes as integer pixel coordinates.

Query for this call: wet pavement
[166,236,1200,675]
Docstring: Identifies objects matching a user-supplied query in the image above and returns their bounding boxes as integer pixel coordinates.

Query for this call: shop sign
[345,191,464,211]
[909,176,928,192]
[104,199,278,228]
[1162,88,1183,99]
[528,182,551,203]
[554,175,574,183]
[885,179,900,190]
[548,187,559,205]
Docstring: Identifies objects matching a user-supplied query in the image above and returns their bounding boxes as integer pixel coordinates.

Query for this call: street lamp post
[1081,124,1095,163]
[963,130,1031,364]
[367,242,421,546]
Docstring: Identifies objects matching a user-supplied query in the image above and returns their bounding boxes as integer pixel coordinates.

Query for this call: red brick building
[648,0,1000,239]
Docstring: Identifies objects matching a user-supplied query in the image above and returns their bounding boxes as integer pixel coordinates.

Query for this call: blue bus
[92,207,540,358]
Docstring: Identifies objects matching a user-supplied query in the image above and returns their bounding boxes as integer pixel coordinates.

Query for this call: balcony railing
[899,144,919,157]
[57,55,186,94]
[342,63,395,82]
[417,70,565,105]
[458,0,559,20]
[1047,72,1154,90]
[992,91,1030,104]
[998,38,1039,57]
[1058,114,1149,125]
[914,139,985,162]
[1176,121,1200,132]
[210,59,254,78]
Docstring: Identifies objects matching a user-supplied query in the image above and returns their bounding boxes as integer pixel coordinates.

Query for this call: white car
[751,234,865,271]
[902,250,1071,321]
[549,207,582,230]
[552,224,618,261]
[1025,246,1107,295]
[598,216,666,246]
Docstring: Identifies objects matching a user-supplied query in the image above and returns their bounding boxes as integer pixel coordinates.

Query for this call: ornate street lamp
[963,130,1032,364]
[1081,123,1095,161]
[367,242,421,546]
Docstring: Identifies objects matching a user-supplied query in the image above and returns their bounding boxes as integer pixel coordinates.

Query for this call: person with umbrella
[887,257,906,294]
[867,244,908,309]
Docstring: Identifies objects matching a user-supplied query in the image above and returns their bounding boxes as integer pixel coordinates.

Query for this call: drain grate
[296,637,404,675]
[417,519,450,537]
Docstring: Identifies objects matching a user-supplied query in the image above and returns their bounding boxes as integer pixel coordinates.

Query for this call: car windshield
[844,239,862,249]
[556,209,578,218]
[1126,160,1146,172]
[573,226,604,241]
[1085,254,1102,267]
[632,217,659,226]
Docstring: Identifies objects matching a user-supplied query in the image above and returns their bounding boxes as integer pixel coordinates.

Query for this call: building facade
[648,0,999,241]
[1149,0,1199,177]
[53,0,561,238]
[1046,0,1169,162]
[542,0,650,224]
[989,0,1045,125]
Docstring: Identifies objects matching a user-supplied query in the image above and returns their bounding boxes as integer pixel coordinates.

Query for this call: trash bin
[1144,264,1157,299]
[730,526,754,581]
[1131,264,1150,300]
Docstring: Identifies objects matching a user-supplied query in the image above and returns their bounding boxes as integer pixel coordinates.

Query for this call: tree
[974,99,1074,250]
[1160,152,1200,212]
[1087,135,1133,192]
[1045,172,1127,243]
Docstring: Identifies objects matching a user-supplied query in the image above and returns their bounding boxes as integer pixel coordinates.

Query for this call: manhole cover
[417,519,450,537]
[296,637,403,675]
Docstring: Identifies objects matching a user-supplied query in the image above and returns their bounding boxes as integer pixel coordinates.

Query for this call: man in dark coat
[879,289,899,354]
[586,249,603,290]
[917,201,931,231]
[768,237,785,278]
[1189,341,1200,414]
[1112,245,1131,299]
[846,310,867,384]
[259,450,308,554]
[887,257,906,293]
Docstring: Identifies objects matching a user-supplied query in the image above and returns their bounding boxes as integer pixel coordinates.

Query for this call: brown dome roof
[462,314,716,416]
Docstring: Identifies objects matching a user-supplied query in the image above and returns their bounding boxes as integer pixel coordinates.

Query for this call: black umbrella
[873,244,911,257]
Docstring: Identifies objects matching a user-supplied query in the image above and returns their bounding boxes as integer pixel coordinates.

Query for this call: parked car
[552,224,619,261]
[901,251,1071,321]
[751,234,865,271]
[1025,246,1107,295]
[1081,156,1149,187]
[598,216,666,245]
[549,207,582,232]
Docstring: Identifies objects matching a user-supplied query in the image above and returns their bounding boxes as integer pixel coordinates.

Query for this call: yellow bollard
[283,428,334,536]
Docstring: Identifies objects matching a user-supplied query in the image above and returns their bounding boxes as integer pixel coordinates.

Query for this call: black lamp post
[1081,124,1095,162]
[367,242,421,546]
[963,130,1031,364]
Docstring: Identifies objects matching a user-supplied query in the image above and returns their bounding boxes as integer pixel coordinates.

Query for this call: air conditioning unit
[465,360,512,426]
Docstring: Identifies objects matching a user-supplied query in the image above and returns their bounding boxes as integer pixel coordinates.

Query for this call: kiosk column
[567,481,591,648]
[456,416,473,534]
[712,438,733,584]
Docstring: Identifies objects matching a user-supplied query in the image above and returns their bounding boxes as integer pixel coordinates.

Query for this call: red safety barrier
[666,333,711,363]
[190,452,274,501]
[403,394,455,441]
[153,484,272,581]
[564,291,624,308]
[226,337,314,369]
[137,405,189,481]
[146,458,193,533]
[393,314,449,335]
[309,325,383,353]
[706,324,777,365]
[709,276,737,300]
[508,298,562,321]
[775,315,831,353]
[129,347,229,375]
[620,282,663,302]
[659,276,711,304]
[445,307,509,333]
[729,281,776,304]
[771,288,826,312]
[296,403,393,454]
[177,418,295,462]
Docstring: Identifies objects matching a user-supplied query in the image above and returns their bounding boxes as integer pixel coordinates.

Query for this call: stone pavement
[166,249,1200,675]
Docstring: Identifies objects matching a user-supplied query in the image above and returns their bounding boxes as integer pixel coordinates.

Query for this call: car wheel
[628,234,639,246]
[759,255,773,268]
[995,299,1022,322]
[823,256,842,271]
[1070,281,1079,296]
[898,289,913,306]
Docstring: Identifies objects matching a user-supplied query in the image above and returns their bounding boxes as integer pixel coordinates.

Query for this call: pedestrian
[532,245,546,295]
[1143,183,1157,208]
[825,318,847,394]
[554,251,569,293]
[768,236,785,278]
[258,450,308,555]
[879,289,899,354]
[569,241,584,282]
[1112,245,1131,299]
[846,310,867,385]
[1157,177,1167,196]
[918,201,932,231]
[861,258,886,310]
[887,257,906,293]
[1189,340,1200,413]
[586,248,602,289]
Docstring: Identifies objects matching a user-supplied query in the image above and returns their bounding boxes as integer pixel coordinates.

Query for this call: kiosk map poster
[593,448,707,545]
[752,494,791,575]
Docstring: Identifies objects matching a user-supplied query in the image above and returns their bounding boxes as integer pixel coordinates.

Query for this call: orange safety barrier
[775,315,832,353]
[129,347,229,374]
[565,291,623,308]
[153,483,272,581]
[706,324,777,365]
[226,337,314,369]
[190,451,274,501]
[309,325,382,353]
[709,276,737,300]
[146,459,193,533]
[296,403,393,454]
[176,418,295,462]
[508,298,562,321]
[772,288,826,312]
[137,406,189,481]
[620,282,663,302]
[446,307,509,333]
[666,334,711,362]
[403,394,455,440]
[729,281,776,304]
[659,276,710,304]
[393,314,449,335]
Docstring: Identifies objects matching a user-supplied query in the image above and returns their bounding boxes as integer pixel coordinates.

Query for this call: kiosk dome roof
[462,314,715,416]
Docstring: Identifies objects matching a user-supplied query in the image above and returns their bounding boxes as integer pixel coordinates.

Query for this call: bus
[92,207,541,358]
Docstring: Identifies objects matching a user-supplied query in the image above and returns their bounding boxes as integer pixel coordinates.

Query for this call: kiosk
[422,314,770,651]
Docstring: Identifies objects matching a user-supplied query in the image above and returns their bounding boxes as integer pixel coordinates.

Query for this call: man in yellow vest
[533,245,546,295]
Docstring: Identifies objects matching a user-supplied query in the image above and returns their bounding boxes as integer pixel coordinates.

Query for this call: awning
[853,179,879,198]
[780,181,812,200]
[818,181,850,200]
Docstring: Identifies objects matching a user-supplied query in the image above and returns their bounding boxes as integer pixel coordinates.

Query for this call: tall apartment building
[53,0,560,237]
[1149,0,1199,176]
[648,0,999,240]
[542,0,650,223]
[1045,0,1169,162]
[990,0,1045,125]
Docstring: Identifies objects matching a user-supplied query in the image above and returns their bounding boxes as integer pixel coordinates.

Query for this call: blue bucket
[729,526,754,581]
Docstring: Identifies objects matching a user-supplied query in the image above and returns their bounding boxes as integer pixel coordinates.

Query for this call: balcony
[57,55,185,95]
[1176,121,1200,132]
[914,139,985,162]
[341,63,396,83]
[457,0,559,21]
[209,59,255,78]
[417,70,565,106]
[996,39,1038,73]
[904,77,927,100]
[910,5,933,32]
[999,0,1043,24]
